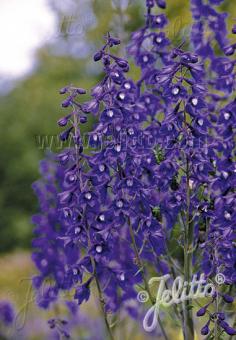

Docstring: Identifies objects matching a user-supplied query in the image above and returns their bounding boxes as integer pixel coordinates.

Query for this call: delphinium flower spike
[128,0,236,338]
[32,1,236,339]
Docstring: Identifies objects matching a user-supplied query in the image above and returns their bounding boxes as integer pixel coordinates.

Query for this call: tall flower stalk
[32,0,235,339]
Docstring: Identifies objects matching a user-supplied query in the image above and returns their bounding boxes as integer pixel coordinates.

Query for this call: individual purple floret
[0,301,14,326]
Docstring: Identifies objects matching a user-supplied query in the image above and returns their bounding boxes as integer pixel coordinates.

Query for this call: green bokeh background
[0,0,234,254]
[0,1,235,339]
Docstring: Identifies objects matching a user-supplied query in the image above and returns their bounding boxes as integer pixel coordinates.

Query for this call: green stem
[183,157,194,340]
[165,252,186,332]
[93,267,115,340]
[214,296,219,340]
[72,105,79,165]
[128,218,169,340]
[116,0,126,56]
[86,223,114,340]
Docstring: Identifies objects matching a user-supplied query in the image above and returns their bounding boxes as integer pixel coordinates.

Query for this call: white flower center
[120,273,125,281]
[222,171,228,179]
[198,119,204,126]
[75,227,81,234]
[85,192,92,200]
[199,164,204,171]
[115,144,121,152]
[107,109,114,118]
[98,214,105,222]
[126,179,133,187]
[224,112,230,120]
[156,37,162,43]
[116,125,121,132]
[119,92,125,100]
[116,200,123,208]
[128,128,134,135]
[188,140,193,147]
[99,164,105,172]
[68,174,76,182]
[41,259,48,267]
[124,82,131,89]
[189,179,194,189]
[172,87,180,95]
[191,97,198,106]
[96,245,103,253]
[224,211,231,220]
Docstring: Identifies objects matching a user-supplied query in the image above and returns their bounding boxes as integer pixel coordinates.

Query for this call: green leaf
[154,145,165,164]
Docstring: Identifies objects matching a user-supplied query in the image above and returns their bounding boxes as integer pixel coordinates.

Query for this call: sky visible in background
[0,0,56,79]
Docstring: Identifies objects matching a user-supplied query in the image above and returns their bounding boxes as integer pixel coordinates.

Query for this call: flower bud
[91,84,103,98]
[224,326,236,336]
[80,116,87,124]
[58,152,69,164]
[218,312,225,320]
[58,116,69,127]
[196,306,207,317]
[156,0,166,8]
[58,191,72,204]
[48,319,56,329]
[122,64,129,72]
[59,86,68,94]
[110,37,120,46]
[116,58,128,69]
[222,294,234,303]
[62,97,72,108]
[94,51,103,62]
[224,45,235,56]
[60,127,73,141]
[75,87,86,94]
[201,324,209,335]
[82,100,99,114]
[146,0,154,8]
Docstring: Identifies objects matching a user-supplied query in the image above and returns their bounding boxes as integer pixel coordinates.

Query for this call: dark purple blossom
[0,301,14,325]
[32,2,236,339]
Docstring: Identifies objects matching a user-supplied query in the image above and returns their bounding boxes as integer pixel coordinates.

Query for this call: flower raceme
[32,0,235,339]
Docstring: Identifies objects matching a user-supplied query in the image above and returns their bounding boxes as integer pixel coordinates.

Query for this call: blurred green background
[0,1,235,339]
[1,0,234,253]
[0,0,235,253]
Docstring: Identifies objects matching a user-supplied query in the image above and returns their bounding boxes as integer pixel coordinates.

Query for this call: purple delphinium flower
[32,157,75,299]
[0,301,15,340]
[0,301,14,326]
[54,33,167,314]
[32,34,166,332]
[32,1,236,339]
[188,0,236,336]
